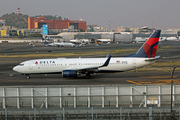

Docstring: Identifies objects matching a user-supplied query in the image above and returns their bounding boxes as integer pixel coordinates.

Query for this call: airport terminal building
[28,16,86,31]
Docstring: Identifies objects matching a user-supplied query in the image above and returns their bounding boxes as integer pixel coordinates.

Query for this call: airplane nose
[13,66,19,72]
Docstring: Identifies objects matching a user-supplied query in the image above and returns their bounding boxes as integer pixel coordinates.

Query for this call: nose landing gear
[85,73,90,79]
[22,74,30,79]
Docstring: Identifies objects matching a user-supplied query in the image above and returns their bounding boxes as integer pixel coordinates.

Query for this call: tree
[79,29,85,32]
[29,33,42,37]
[50,32,59,35]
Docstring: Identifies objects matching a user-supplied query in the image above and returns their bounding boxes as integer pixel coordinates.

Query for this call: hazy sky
[1,0,180,30]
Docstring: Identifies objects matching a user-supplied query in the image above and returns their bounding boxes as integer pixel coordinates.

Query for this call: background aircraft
[96,39,111,43]
[159,37,167,41]
[166,37,178,41]
[134,37,148,43]
[42,37,76,47]
[70,39,89,47]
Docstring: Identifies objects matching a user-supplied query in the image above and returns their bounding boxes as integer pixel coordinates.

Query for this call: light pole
[170,66,176,119]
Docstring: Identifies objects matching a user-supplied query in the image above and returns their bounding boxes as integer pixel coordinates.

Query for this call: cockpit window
[19,64,24,66]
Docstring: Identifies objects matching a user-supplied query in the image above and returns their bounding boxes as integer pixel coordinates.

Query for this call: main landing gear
[85,73,91,79]
[26,75,30,79]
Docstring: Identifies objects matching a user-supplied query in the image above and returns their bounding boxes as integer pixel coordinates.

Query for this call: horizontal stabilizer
[145,56,160,61]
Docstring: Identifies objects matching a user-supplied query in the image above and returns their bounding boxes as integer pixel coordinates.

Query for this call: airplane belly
[38,66,62,73]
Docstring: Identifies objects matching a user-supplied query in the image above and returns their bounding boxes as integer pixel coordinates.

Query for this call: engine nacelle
[62,70,77,77]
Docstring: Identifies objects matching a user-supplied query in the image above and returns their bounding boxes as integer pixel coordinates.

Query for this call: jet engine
[62,70,78,77]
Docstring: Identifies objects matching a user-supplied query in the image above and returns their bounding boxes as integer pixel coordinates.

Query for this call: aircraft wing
[77,53,111,72]
[65,53,111,73]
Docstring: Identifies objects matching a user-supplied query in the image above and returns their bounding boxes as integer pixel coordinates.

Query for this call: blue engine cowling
[62,70,77,77]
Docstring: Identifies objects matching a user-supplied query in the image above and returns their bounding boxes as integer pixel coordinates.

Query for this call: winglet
[101,53,111,67]
[42,37,45,41]
[42,37,50,44]
[106,53,111,58]
[45,36,51,41]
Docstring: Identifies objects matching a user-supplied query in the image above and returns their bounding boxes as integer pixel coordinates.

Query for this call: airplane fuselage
[13,57,156,74]
[45,42,75,47]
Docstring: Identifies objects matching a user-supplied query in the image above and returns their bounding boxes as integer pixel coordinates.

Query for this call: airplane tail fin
[42,37,50,44]
[45,36,51,41]
[128,30,161,58]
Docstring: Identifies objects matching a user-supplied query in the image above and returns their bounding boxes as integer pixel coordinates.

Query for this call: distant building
[86,25,107,32]
[0,26,11,30]
[139,26,154,33]
[86,25,97,32]
[117,27,132,32]
[94,26,107,32]
[117,26,154,34]
[28,16,86,31]
[162,28,180,35]
[20,28,80,36]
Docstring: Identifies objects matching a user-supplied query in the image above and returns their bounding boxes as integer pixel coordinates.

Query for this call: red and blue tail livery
[129,30,161,58]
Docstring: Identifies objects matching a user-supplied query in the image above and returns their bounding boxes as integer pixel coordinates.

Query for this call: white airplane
[80,39,89,43]
[166,37,178,41]
[134,37,148,44]
[13,30,161,79]
[96,39,111,43]
[42,37,76,47]
[159,37,167,41]
[70,39,87,47]
[70,39,81,43]
[70,39,89,44]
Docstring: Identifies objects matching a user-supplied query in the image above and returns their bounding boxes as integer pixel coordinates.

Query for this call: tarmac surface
[0,41,180,86]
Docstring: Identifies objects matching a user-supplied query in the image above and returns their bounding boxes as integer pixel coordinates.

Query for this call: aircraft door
[132,59,136,68]
[29,62,33,70]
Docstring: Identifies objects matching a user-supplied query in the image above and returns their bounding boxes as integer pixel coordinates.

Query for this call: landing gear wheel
[26,76,30,79]
[85,73,90,79]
